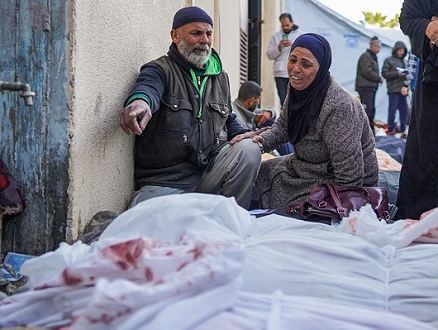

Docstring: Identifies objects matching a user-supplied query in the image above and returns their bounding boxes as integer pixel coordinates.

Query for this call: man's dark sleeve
[123,63,167,112]
[226,113,251,140]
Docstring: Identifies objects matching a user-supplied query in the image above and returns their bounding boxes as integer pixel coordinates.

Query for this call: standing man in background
[381,40,409,137]
[355,36,384,134]
[267,13,303,107]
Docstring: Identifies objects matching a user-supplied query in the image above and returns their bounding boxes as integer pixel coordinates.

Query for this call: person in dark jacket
[120,6,261,209]
[355,36,384,133]
[396,0,438,219]
[381,41,409,137]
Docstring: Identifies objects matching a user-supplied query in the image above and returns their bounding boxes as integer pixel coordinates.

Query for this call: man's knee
[232,139,261,167]
[129,185,184,208]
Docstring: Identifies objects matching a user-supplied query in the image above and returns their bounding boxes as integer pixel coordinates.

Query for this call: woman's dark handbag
[286,183,389,221]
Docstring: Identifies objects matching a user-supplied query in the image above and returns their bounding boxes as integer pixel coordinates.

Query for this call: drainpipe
[0,79,35,106]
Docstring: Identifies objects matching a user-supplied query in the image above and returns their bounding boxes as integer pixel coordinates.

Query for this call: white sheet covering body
[0,194,437,329]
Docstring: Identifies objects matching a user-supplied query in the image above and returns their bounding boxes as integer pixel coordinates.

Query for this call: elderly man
[355,36,384,133]
[120,6,261,209]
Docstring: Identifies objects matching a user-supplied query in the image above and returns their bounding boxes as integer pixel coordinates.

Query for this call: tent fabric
[286,0,411,124]
[1,194,438,329]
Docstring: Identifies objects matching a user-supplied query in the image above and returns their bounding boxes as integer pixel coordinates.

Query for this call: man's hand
[426,17,438,46]
[254,110,272,127]
[120,99,152,135]
[278,39,292,51]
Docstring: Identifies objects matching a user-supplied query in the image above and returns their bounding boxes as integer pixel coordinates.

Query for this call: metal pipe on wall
[0,80,35,106]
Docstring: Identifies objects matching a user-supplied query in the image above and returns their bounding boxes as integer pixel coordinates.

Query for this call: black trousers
[357,88,377,133]
[275,77,289,107]
[396,80,438,219]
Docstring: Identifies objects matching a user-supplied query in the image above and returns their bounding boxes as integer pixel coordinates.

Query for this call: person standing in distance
[381,40,409,137]
[355,36,384,134]
[267,13,304,107]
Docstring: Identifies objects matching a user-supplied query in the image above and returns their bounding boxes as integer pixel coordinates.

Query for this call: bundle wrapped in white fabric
[337,203,438,248]
[1,193,438,329]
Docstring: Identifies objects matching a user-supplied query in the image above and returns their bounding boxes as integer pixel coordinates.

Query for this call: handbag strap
[324,183,348,219]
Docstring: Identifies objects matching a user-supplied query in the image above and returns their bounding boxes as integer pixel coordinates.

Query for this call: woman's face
[287,47,320,90]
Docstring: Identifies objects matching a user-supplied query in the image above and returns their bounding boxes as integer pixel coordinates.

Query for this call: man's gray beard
[177,39,211,67]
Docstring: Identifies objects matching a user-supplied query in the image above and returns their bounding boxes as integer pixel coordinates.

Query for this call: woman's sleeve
[322,94,368,186]
[259,96,290,152]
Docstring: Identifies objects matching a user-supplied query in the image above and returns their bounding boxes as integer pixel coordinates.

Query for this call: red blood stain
[0,299,14,306]
[99,238,146,270]
[166,250,174,256]
[34,283,51,290]
[145,266,153,281]
[177,261,189,271]
[153,279,165,286]
[86,307,132,325]
[348,217,358,235]
[404,219,419,228]
[116,260,129,270]
[187,244,204,259]
[62,268,83,286]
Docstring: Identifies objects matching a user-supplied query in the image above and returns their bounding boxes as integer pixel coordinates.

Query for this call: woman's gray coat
[256,77,379,209]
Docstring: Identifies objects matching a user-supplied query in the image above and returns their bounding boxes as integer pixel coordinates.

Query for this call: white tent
[286,0,411,123]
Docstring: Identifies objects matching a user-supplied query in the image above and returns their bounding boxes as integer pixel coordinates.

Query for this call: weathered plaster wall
[214,1,241,100]
[261,0,285,111]
[67,0,240,240]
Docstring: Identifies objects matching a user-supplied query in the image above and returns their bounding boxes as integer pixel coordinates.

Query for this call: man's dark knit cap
[172,6,213,29]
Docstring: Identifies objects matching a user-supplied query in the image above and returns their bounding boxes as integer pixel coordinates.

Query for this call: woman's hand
[229,126,270,145]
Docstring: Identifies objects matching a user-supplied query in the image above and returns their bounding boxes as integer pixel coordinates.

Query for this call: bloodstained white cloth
[0,194,437,329]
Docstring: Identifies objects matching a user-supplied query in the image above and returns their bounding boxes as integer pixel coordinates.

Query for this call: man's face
[280,18,294,33]
[370,43,381,54]
[395,48,405,57]
[248,95,261,111]
[171,22,213,68]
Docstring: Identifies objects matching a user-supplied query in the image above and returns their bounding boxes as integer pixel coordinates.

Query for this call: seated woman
[231,33,379,209]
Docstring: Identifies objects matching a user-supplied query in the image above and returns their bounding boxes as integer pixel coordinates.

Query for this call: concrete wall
[260,0,286,111]
[67,0,241,239]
